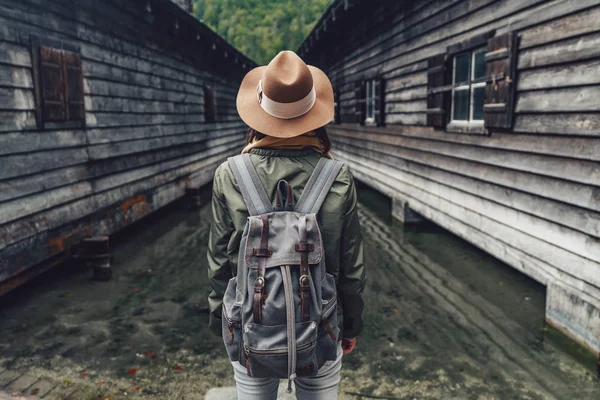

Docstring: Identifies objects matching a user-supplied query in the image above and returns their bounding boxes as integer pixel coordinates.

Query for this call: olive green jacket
[207,148,366,340]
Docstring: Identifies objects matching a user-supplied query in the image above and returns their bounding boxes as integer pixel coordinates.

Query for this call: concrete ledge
[546,282,600,354]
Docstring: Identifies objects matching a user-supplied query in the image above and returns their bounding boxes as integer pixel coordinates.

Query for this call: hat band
[257,80,316,120]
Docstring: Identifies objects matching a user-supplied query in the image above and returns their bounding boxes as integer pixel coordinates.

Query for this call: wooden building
[299,0,600,354]
[0,0,255,293]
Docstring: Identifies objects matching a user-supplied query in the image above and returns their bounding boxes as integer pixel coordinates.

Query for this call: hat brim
[236,65,334,138]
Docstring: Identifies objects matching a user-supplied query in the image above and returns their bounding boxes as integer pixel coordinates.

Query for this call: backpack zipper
[244,339,316,356]
[224,310,240,345]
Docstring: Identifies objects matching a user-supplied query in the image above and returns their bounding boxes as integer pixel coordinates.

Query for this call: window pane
[472,86,485,120]
[454,53,471,83]
[453,89,469,120]
[473,49,486,80]
[366,81,373,119]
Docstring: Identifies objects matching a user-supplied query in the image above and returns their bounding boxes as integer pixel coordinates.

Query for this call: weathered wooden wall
[0,0,251,290]
[302,0,600,353]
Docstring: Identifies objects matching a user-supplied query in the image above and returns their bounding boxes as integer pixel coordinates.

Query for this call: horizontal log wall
[0,0,247,282]
[314,0,600,352]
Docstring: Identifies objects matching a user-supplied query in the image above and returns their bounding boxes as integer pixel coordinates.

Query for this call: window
[426,30,518,134]
[32,44,85,129]
[365,79,376,124]
[203,86,216,123]
[450,48,486,128]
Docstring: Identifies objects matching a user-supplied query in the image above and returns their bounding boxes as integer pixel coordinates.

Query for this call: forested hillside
[193,0,330,64]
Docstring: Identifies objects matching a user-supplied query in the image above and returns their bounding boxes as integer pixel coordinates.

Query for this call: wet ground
[0,185,599,399]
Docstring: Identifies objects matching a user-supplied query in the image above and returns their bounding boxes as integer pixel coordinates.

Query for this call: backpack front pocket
[243,320,318,378]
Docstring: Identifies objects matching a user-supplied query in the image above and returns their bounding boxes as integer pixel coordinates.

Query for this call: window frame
[448,47,486,134]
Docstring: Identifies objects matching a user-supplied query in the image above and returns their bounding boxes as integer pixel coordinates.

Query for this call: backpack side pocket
[317,283,339,365]
[222,277,242,362]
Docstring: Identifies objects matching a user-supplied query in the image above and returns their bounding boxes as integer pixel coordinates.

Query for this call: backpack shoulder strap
[295,157,344,214]
[227,154,274,215]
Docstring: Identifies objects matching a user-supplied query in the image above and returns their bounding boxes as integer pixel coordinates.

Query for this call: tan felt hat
[236,50,334,138]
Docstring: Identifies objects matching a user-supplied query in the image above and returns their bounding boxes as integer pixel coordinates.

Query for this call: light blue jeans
[231,343,343,400]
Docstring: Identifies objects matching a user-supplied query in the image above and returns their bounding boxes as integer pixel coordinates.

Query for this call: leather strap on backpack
[296,214,313,321]
[253,214,270,323]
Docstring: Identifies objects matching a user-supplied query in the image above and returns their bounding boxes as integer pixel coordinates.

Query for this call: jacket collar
[248,148,318,157]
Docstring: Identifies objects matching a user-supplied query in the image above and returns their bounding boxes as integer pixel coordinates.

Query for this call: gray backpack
[221,154,343,392]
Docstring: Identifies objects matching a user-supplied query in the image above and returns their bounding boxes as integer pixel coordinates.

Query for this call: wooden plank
[385,72,427,91]
[0,65,33,88]
[24,378,55,397]
[386,112,427,125]
[339,150,600,288]
[84,95,203,115]
[0,130,87,156]
[331,127,600,187]
[519,32,600,69]
[385,86,427,102]
[85,79,204,104]
[381,60,428,80]
[0,0,243,87]
[0,370,21,387]
[83,59,205,96]
[516,86,600,113]
[0,148,89,181]
[329,128,600,212]
[331,0,599,84]
[88,131,244,179]
[43,384,81,400]
[346,154,600,305]
[331,0,499,77]
[86,121,245,144]
[0,111,37,132]
[514,113,600,136]
[7,374,37,392]
[330,122,600,161]
[333,136,600,239]
[331,0,543,80]
[92,138,238,192]
[0,182,92,225]
[518,59,600,90]
[87,129,239,160]
[337,141,600,261]
[0,145,235,247]
[0,42,31,67]
[519,5,600,49]
[84,111,205,128]
[0,151,232,274]
[385,100,426,114]
[0,165,89,203]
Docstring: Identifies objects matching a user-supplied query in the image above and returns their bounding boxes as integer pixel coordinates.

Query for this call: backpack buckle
[252,248,272,257]
[295,243,314,252]
[254,276,265,289]
[299,274,311,288]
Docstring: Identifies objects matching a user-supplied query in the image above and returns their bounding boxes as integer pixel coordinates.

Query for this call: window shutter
[63,50,85,121]
[484,31,518,130]
[354,80,366,124]
[40,46,66,122]
[374,78,385,126]
[203,86,216,123]
[426,53,448,128]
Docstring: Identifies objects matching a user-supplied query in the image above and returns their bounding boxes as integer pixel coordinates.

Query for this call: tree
[193,0,330,64]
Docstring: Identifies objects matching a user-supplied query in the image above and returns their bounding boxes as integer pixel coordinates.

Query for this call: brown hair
[246,126,332,154]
